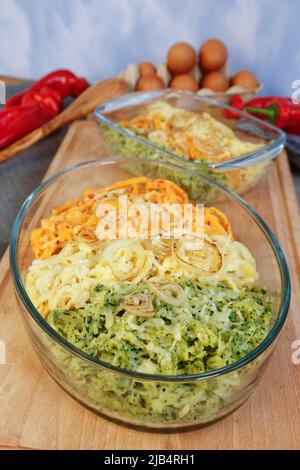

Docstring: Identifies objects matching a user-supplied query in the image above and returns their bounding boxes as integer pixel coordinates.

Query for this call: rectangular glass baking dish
[94,89,286,202]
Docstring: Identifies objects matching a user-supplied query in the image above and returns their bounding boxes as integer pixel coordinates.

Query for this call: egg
[231,70,259,89]
[167,42,197,74]
[201,71,229,92]
[138,62,156,77]
[135,75,165,91]
[170,74,199,92]
[199,38,228,71]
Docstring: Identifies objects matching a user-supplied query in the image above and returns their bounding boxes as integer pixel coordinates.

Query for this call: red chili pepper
[223,95,292,120]
[246,96,293,109]
[223,96,244,119]
[245,97,300,135]
[0,69,89,151]
[0,105,53,149]
[21,86,63,116]
[223,94,300,134]
[5,69,89,108]
[285,103,300,134]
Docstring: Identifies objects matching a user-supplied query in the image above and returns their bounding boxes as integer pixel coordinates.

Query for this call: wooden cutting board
[0,121,300,450]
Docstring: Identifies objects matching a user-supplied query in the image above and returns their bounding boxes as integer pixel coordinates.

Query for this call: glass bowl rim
[94,88,286,169]
[10,157,291,383]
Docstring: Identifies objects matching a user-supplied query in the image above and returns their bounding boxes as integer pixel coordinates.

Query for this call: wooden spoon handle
[0,78,128,165]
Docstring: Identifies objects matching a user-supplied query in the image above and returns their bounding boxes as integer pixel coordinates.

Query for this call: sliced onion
[148,130,167,144]
[143,238,174,259]
[146,282,185,306]
[102,240,146,281]
[95,187,130,205]
[124,293,154,317]
[193,136,224,157]
[174,236,222,274]
[75,229,99,244]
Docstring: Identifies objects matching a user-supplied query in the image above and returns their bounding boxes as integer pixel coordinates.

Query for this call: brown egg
[138,61,157,77]
[135,75,165,91]
[201,71,229,92]
[170,74,199,92]
[167,42,197,74]
[199,38,228,71]
[232,70,259,89]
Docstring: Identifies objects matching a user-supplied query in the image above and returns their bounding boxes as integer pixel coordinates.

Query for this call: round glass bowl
[95,89,286,203]
[10,158,290,430]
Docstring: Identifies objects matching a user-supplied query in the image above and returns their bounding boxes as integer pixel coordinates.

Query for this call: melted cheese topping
[26,177,257,318]
[30,177,232,259]
[120,101,263,163]
[26,234,257,318]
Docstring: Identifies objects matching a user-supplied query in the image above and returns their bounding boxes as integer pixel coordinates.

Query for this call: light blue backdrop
[0,0,298,95]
